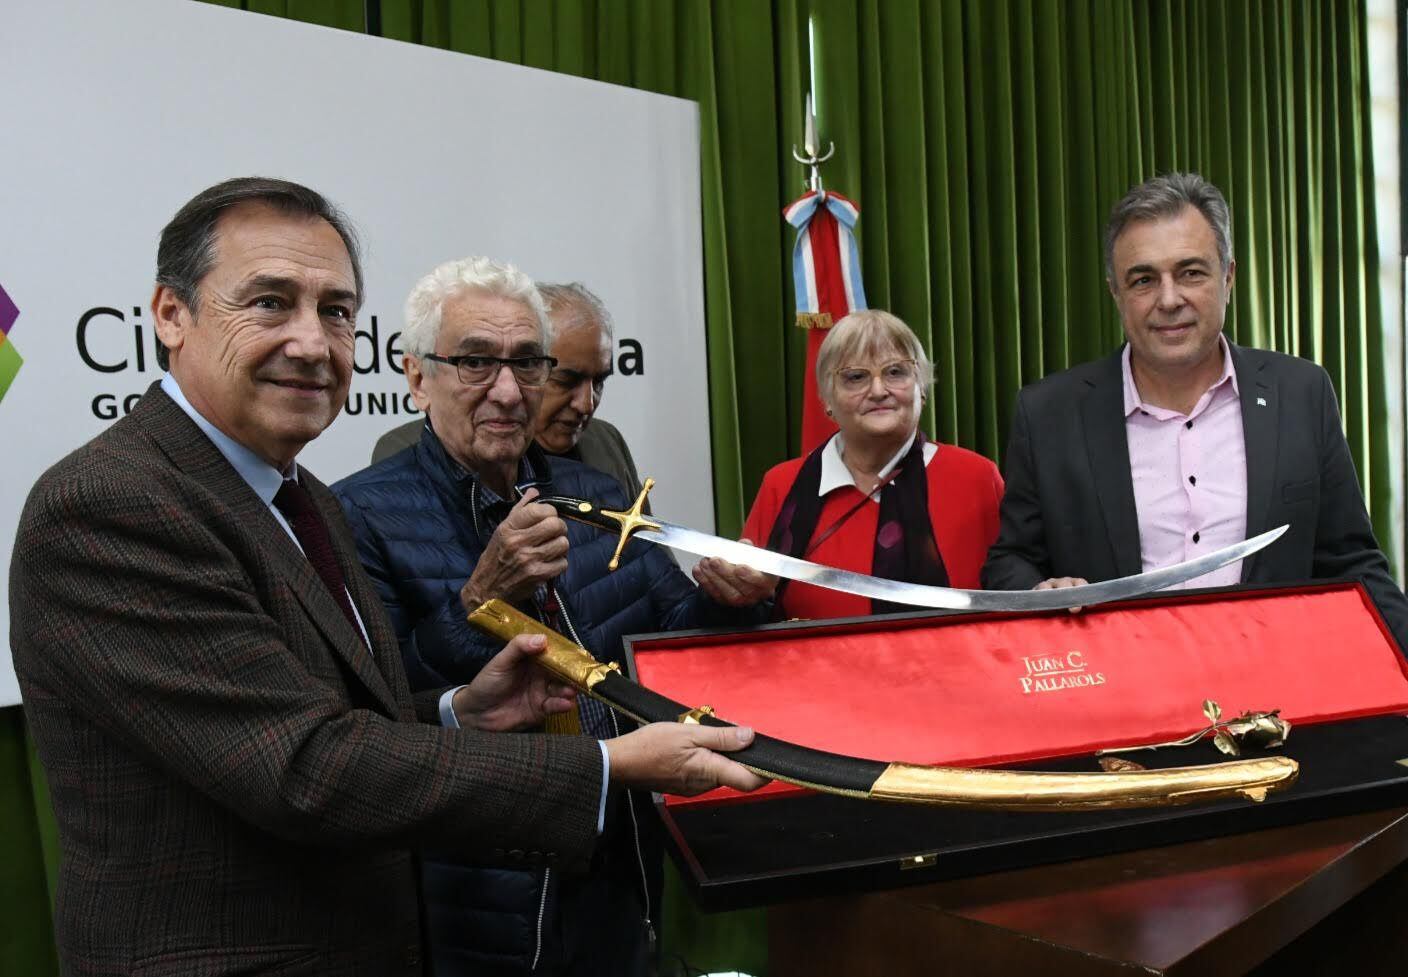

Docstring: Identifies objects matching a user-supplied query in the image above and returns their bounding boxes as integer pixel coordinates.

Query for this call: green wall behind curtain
[2,2,1391,975]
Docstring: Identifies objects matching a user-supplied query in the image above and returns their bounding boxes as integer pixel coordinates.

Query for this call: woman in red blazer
[741,309,1004,620]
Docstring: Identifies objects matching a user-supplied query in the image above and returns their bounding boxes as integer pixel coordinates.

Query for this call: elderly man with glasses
[333,256,771,977]
[371,281,650,507]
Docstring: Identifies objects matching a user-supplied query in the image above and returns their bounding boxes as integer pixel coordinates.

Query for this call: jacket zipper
[531,866,550,971]
[554,588,656,957]
[472,479,558,973]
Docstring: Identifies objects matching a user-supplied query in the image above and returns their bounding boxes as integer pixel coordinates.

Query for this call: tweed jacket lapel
[137,386,403,718]
[1232,342,1278,581]
[307,471,416,721]
[1081,350,1144,578]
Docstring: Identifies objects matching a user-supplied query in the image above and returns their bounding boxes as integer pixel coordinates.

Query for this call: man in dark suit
[982,172,1408,650]
[9,177,763,977]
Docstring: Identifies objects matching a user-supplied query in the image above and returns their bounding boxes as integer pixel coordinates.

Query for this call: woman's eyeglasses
[833,358,917,394]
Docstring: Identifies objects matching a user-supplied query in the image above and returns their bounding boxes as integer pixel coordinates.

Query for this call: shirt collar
[817,431,919,497]
[1121,333,1239,418]
[160,372,291,505]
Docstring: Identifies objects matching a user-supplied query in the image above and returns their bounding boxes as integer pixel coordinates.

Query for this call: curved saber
[467,600,1299,810]
[541,480,1289,613]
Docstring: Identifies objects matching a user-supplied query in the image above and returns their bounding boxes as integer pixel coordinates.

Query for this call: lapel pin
[1256,397,1267,407]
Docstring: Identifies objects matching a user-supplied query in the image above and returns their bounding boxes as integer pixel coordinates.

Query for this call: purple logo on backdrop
[0,281,22,405]
[0,282,16,334]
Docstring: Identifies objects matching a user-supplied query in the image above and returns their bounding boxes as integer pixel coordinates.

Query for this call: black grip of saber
[538,495,619,534]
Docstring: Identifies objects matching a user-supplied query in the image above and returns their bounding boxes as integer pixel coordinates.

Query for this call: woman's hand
[692,538,778,607]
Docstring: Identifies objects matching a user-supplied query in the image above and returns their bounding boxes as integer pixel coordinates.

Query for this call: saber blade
[637,522,1288,612]
[541,480,1288,613]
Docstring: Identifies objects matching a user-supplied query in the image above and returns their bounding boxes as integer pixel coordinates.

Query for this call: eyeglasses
[834,358,918,394]
[423,353,558,387]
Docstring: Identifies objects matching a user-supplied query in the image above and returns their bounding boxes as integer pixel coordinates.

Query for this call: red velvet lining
[633,583,1408,808]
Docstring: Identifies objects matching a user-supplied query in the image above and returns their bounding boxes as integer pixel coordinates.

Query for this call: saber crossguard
[546,477,660,571]
[466,598,1301,811]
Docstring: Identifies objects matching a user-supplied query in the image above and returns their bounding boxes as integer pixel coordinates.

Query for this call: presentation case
[622,580,1408,910]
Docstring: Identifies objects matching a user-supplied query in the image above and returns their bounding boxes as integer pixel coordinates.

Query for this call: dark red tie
[273,478,365,646]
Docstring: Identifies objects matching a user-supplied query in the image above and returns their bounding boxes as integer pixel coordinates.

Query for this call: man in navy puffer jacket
[334,257,773,977]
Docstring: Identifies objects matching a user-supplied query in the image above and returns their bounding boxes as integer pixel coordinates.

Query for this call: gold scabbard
[868,758,1298,809]
[467,598,1301,811]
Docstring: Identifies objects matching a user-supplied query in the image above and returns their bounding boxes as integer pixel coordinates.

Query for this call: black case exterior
[622,581,1408,912]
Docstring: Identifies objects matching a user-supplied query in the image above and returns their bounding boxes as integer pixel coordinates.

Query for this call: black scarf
[765,434,948,616]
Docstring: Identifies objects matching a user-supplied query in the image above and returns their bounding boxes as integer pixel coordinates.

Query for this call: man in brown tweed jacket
[9,177,763,977]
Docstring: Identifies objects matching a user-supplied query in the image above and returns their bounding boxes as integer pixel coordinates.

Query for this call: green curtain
[0,714,58,975]
[803,0,1391,533]
[3,2,1390,975]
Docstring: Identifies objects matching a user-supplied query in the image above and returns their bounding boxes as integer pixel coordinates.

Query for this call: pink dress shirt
[1121,337,1247,588]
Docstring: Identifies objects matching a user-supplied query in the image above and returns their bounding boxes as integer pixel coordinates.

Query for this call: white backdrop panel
[0,0,712,707]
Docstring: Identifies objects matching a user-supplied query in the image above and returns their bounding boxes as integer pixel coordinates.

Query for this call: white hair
[401,256,552,367]
[539,282,614,344]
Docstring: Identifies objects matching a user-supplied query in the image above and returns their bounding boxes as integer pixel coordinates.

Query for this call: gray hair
[814,309,934,409]
[401,256,552,370]
[1104,172,1234,284]
[539,282,614,344]
[154,176,364,369]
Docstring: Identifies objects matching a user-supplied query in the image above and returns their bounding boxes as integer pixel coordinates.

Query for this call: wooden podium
[769,806,1408,976]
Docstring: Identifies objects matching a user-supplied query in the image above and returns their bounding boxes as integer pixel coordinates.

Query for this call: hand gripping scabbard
[467,600,1299,811]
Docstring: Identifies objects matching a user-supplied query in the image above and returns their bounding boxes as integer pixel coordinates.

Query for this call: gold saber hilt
[541,478,661,572]
[597,477,659,571]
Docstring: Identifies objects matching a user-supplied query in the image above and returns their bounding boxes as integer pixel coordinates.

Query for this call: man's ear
[1224,258,1237,300]
[1106,276,1119,302]
[151,285,194,360]
[405,356,433,413]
